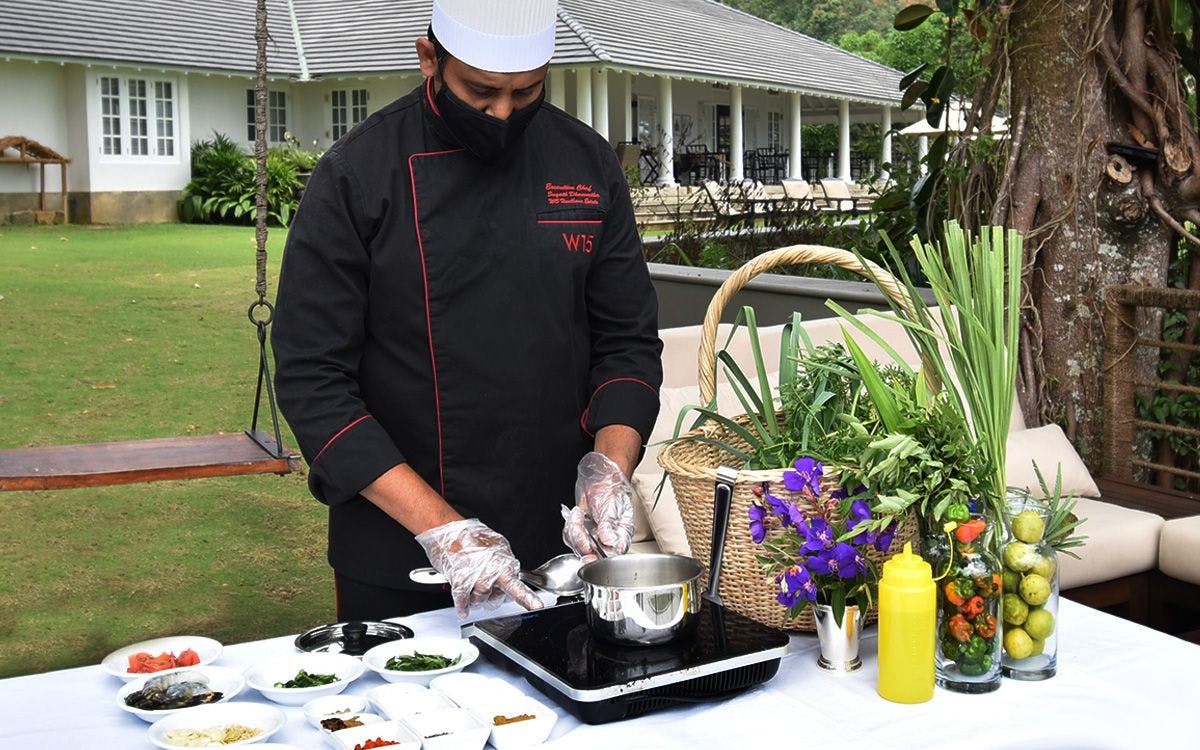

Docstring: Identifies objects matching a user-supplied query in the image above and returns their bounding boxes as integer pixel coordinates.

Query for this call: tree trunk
[1007,0,1173,469]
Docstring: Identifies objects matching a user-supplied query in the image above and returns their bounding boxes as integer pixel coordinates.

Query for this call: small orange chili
[954,518,986,544]
[975,614,997,638]
[943,581,965,606]
[962,595,985,619]
[948,614,973,642]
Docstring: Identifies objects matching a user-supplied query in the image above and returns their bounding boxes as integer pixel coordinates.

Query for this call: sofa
[625,310,1190,625]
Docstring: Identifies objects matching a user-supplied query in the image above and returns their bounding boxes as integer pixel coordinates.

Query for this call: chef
[272,0,662,621]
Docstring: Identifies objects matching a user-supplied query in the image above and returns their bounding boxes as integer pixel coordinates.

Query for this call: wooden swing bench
[0,431,299,491]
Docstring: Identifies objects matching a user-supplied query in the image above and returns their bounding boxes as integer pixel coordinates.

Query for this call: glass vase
[1001,489,1059,680]
[813,603,864,672]
[925,511,1003,693]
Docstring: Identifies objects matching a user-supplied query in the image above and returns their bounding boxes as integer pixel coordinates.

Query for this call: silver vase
[814,603,864,672]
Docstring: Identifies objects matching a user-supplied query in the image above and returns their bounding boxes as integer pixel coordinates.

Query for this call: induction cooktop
[461,600,789,724]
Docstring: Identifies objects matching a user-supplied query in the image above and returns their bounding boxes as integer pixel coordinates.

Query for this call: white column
[838,99,851,182]
[592,69,609,141]
[657,75,675,186]
[880,105,893,182]
[918,135,929,174]
[622,73,633,143]
[788,92,803,180]
[730,84,744,182]
[548,68,566,111]
[576,69,593,128]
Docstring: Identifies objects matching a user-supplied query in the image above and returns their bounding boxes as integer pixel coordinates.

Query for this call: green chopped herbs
[385,651,461,672]
[274,668,339,688]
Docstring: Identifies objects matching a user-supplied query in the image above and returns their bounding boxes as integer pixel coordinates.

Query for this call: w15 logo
[562,233,594,253]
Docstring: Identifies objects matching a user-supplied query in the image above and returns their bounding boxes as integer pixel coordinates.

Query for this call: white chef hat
[431,0,558,73]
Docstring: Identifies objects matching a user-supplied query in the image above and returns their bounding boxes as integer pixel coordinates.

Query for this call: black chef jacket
[272,80,663,589]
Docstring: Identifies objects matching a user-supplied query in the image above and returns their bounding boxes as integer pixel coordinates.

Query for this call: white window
[767,111,783,151]
[99,75,177,158]
[128,79,149,156]
[246,89,288,143]
[636,96,657,145]
[155,82,175,157]
[331,88,369,140]
[100,77,122,155]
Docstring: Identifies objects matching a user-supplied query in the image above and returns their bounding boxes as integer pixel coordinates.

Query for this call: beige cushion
[659,323,786,389]
[1058,498,1164,589]
[632,471,690,556]
[1006,424,1100,499]
[1159,516,1200,586]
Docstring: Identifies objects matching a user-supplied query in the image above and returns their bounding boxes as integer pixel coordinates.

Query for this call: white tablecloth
[2,598,1197,749]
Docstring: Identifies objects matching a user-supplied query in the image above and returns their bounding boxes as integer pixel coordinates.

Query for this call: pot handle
[706,465,738,605]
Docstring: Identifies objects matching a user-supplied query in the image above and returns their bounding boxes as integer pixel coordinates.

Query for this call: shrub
[179,132,304,226]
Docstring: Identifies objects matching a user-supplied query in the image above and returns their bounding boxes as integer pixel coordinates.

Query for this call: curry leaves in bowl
[363,637,479,685]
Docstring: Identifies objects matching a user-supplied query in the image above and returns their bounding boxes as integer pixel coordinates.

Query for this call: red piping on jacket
[314,414,372,462]
[408,147,464,497]
[425,77,441,118]
[579,377,657,436]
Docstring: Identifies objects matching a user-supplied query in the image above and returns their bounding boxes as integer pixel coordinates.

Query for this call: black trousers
[334,572,453,622]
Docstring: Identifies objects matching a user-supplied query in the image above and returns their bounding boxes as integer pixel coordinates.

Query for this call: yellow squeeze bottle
[877,541,935,703]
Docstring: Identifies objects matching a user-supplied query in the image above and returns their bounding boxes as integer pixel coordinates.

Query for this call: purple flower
[874,519,899,553]
[764,489,806,529]
[783,456,823,496]
[807,543,867,580]
[800,517,833,553]
[845,500,878,546]
[776,565,818,608]
[748,503,767,544]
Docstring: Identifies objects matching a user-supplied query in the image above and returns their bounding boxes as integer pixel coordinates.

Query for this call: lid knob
[341,621,368,655]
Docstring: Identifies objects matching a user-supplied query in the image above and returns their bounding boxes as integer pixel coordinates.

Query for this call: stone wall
[68,191,182,224]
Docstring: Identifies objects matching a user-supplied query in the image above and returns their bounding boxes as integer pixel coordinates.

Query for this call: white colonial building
[0,0,915,223]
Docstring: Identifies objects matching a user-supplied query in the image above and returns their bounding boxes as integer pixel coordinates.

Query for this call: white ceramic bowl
[244,652,364,706]
[102,635,223,681]
[366,682,455,721]
[429,673,527,710]
[326,719,421,750]
[146,701,285,748]
[362,637,479,686]
[475,695,558,749]
[117,665,245,723]
[302,693,369,728]
[402,707,490,750]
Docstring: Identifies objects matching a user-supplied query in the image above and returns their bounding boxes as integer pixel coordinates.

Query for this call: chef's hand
[415,519,544,618]
[562,451,634,563]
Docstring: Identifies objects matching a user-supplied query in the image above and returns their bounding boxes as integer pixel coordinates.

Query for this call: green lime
[1001,568,1021,595]
[1002,593,1029,625]
[1031,554,1056,580]
[1029,637,1045,657]
[1012,510,1045,543]
[1004,627,1034,660]
[1003,541,1039,572]
[1025,607,1055,639]
[1020,573,1051,606]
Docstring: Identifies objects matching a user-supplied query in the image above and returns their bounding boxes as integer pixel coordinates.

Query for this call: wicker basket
[656,244,921,631]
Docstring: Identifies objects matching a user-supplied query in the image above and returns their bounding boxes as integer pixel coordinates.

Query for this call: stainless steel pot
[578,466,738,648]
[578,553,705,646]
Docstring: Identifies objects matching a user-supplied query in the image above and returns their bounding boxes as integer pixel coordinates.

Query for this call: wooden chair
[817,178,870,215]
[701,180,746,228]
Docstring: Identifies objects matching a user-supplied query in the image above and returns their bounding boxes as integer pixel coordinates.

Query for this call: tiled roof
[1,0,904,103]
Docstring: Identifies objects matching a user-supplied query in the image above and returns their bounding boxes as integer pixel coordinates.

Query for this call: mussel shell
[124,671,223,710]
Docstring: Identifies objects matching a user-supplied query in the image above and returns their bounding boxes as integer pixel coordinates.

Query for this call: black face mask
[433,78,544,162]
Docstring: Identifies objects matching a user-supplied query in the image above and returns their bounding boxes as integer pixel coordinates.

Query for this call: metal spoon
[408,553,585,597]
[582,511,608,559]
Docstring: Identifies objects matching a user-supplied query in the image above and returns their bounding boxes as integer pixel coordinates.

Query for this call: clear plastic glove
[415,518,543,618]
[562,451,634,563]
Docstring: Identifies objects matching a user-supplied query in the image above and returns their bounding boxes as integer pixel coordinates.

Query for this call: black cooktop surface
[463,599,789,699]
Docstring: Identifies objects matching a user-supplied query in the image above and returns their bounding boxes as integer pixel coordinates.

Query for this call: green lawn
[0,224,332,678]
